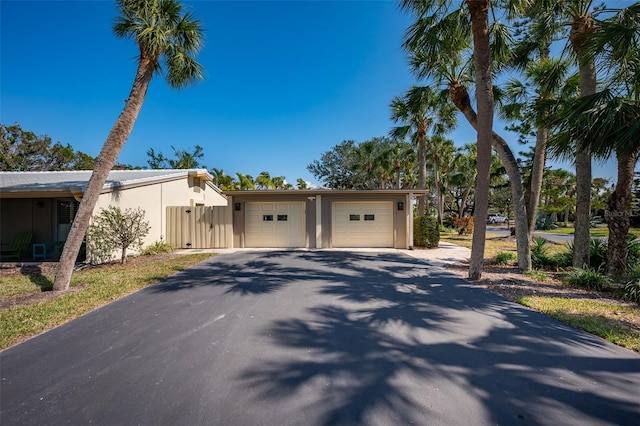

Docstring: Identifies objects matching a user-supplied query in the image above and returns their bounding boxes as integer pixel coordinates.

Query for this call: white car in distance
[487,213,508,224]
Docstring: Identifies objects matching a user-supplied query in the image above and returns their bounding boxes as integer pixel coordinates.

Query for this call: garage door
[245,202,306,247]
[332,201,393,247]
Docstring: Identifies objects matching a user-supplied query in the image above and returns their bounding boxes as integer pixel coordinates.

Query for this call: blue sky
[1,0,623,186]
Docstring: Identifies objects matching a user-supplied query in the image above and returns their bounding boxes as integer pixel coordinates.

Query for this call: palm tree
[390,85,456,216]
[501,56,576,237]
[401,0,531,275]
[54,0,204,291]
[235,172,256,190]
[545,3,640,275]
[256,171,275,189]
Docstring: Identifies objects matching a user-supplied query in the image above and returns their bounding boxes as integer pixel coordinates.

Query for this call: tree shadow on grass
[20,265,53,291]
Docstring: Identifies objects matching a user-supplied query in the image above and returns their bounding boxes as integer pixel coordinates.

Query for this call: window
[364,214,375,221]
[349,214,360,221]
[263,215,274,221]
[277,215,288,221]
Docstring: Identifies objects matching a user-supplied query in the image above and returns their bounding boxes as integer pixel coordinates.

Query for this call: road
[486,224,576,244]
[2,250,639,425]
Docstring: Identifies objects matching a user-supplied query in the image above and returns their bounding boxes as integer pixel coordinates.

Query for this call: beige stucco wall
[93,178,227,259]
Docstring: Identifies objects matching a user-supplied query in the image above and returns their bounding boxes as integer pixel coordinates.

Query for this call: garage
[245,201,306,247]
[332,201,393,247]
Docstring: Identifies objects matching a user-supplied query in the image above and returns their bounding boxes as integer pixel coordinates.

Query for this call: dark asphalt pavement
[2,250,639,425]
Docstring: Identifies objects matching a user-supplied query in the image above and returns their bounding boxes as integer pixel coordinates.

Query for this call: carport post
[315,195,322,248]
[408,192,414,249]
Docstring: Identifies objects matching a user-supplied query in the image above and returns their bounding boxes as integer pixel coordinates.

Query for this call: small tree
[86,206,150,265]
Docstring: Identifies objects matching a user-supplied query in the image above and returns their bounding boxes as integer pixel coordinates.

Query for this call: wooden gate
[166,206,232,249]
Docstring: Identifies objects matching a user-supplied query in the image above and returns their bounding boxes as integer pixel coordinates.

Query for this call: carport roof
[0,169,223,198]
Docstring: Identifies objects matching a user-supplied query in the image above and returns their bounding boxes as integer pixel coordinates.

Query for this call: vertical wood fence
[166,206,232,249]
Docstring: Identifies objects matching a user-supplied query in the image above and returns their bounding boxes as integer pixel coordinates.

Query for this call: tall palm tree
[545,2,639,275]
[54,0,204,291]
[401,0,531,275]
[390,85,456,216]
[501,56,576,237]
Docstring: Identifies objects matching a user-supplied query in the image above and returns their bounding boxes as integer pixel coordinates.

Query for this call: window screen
[349,214,360,221]
[364,214,375,221]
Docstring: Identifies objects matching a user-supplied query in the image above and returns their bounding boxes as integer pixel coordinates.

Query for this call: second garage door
[332,201,394,247]
[245,202,306,247]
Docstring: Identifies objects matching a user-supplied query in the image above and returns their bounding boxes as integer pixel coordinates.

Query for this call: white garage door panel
[245,202,306,247]
[332,201,393,247]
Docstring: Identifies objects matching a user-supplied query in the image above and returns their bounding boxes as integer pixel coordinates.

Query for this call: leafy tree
[54,0,204,291]
[307,140,368,189]
[86,206,150,265]
[0,123,97,171]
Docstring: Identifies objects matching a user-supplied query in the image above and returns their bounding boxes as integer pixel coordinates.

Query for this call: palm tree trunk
[433,154,443,225]
[528,127,547,238]
[417,134,427,216]
[570,15,596,269]
[606,150,638,277]
[467,0,493,280]
[53,58,154,291]
[450,82,532,272]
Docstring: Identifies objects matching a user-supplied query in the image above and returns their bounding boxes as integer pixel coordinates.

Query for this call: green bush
[86,206,150,265]
[589,238,608,270]
[414,216,440,248]
[563,267,611,291]
[494,251,516,265]
[141,240,174,255]
[531,237,555,268]
[623,279,640,304]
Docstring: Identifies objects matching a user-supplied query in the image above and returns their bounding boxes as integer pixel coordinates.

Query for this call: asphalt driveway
[2,250,639,425]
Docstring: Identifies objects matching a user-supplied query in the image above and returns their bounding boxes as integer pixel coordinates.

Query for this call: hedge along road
[1,250,639,425]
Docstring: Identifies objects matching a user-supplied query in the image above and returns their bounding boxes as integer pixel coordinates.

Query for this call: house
[1,169,425,261]
[0,169,227,260]
[223,189,425,249]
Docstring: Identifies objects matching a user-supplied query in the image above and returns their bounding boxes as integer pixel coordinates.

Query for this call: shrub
[141,240,174,255]
[563,267,611,291]
[453,216,474,235]
[551,247,573,268]
[414,216,440,248]
[86,206,150,265]
[494,251,516,265]
[623,278,640,304]
[531,237,552,268]
[589,238,608,270]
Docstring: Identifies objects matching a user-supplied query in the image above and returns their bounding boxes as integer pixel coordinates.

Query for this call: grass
[541,225,640,238]
[0,253,213,350]
[517,296,640,352]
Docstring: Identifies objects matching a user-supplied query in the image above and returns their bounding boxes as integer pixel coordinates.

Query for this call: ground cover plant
[0,252,213,349]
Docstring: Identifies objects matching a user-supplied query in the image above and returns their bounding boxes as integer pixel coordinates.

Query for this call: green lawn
[540,225,640,238]
[0,253,214,349]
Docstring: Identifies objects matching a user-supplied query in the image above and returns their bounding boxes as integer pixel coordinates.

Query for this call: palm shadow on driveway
[209,251,640,425]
